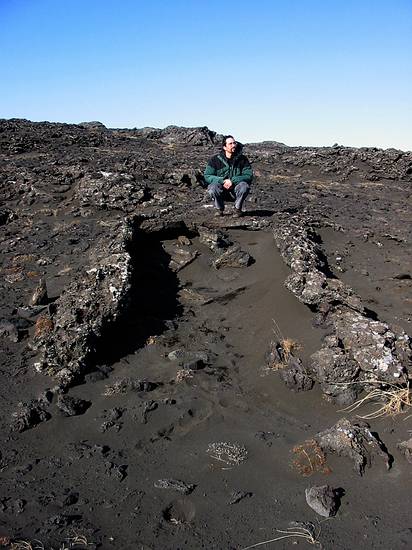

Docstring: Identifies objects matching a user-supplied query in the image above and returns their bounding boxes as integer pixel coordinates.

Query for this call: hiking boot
[214,209,224,217]
[233,208,243,218]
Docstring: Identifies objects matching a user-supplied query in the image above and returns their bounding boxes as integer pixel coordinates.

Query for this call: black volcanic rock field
[1,119,412,549]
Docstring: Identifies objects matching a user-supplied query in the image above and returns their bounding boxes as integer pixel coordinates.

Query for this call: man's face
[223,137,237,155]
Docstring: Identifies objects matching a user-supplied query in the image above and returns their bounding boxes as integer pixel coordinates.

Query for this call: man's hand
[223,179,233,190]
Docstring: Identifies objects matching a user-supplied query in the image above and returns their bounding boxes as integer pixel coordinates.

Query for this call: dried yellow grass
[267,319,302,372]
[339,381,411,419]
[281,337,301,359]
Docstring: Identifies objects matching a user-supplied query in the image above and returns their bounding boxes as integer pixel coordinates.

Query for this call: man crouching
[204,135,253,217]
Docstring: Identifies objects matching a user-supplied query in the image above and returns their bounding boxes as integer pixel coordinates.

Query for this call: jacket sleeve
[232,157,253,185]
[204,160,224,185]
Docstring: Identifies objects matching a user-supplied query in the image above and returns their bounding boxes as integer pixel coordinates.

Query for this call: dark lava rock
[162,498,196,524]
[310,343,361,405]
[168,246,199,272]
[154,479,196,495]
[213,244,253,269]
[77,172,149,211]
[11,400,51,432]
[34,217,137,388]
[47,513,82,526]
[397,438,412,463]
[103,378,158,395]
[61,492,79,506]
[57,395,91,416]
[274,215,411,399]
[105,461,128,481]
[198,226,232,252]
[0,320,19,343]
[279,357,314,392]
[254,431,278,447]
[227,490,253,505]
[305,485,340,517]
[139,124,219,146]
[315,418,391,475]
[183,358,205,371]
[100,407,124,431]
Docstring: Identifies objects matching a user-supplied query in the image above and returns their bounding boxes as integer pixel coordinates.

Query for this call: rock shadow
[93,227,184,367]
[245,208,275,217]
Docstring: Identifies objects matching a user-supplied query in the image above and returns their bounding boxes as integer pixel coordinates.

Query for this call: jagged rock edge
[273,213,411,403]
[33,216,140,388]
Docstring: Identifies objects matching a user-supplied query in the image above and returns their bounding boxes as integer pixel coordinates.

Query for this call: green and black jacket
[204,144,253,187]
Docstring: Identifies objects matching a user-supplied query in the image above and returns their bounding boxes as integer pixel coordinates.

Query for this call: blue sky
[1,0,411,150]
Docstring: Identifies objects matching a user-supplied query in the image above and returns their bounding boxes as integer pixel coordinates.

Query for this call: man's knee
[207,182,223,197]
[235,181,250,196]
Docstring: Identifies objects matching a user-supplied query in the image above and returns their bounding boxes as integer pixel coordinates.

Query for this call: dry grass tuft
[280,337,301,359]
[339,381,411,419]
[10,533,91,550]
[291,439,331,477]
[271,319,301,362]
[59,533,90,549]
[11,541,44,550]
[241,522,321,549]
[34,315,54,338]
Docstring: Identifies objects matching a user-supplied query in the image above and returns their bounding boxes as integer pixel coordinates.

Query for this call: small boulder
[397,438,412,464]
[315,418,391,475]
[227,490,253,505]
[279,358,314,392]
[57,395,90,416]
[154,479,196,495]
[213,244,253,269]
[183,358,205,371]
[305,485,340,517]
[11,401,51,432]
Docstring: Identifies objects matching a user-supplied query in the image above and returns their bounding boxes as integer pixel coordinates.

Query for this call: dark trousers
[207,181,250,211]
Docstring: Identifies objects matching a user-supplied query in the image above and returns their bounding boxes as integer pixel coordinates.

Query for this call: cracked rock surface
[273,215,411,403]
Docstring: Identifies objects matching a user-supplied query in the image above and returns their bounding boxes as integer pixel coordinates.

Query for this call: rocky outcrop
[397,438,412,463]
[134,125,220,146]
[274,215,411,403]
[33,218,137,388]
[315,418,391,475]
[249,143,412,182]
[77,171,149,211]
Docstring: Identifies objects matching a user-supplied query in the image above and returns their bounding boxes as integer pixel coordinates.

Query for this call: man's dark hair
[222,135,235,147]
